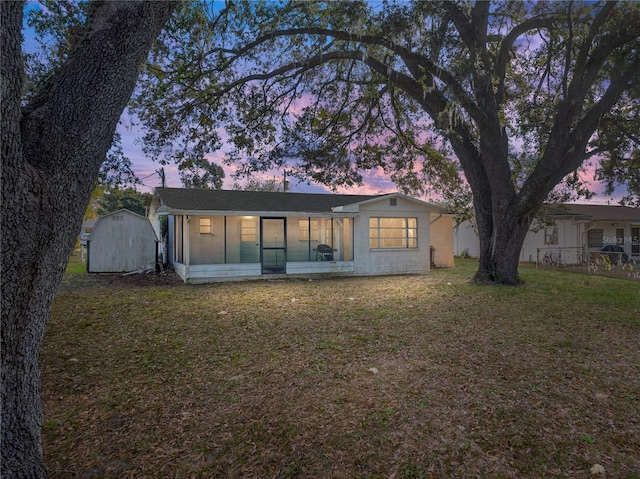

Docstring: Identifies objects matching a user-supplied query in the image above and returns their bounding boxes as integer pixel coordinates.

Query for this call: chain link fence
[536,246,587,267]
[536,246,639,280]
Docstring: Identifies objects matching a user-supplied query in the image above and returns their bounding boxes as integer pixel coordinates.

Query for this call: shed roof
[154,187,440,214]
[88,208,158,241]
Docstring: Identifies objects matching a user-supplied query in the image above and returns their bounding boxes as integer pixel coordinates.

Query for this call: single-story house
[149,188,454,283]
[86,209,159,273]
[454,203,640,264]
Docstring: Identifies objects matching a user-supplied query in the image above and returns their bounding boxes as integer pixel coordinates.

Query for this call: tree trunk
[1,2,176,477]
[472,212,533,285]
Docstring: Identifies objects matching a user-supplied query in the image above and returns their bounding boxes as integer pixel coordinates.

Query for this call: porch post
[185,215,190,280]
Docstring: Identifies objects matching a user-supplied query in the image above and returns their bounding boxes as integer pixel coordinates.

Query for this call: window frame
[298,218,319,242]
[369,217,418,249]
[544,225,558,245]
[199,217,212,235]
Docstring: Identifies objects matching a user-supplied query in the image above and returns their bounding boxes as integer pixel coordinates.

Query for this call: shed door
[261,218,286,274]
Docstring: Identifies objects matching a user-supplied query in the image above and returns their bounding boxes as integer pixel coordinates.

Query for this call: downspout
[429,212,443,269]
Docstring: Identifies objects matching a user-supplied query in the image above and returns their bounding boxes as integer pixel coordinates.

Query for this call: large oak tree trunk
[1,2,176,477]
[472,208,534,285]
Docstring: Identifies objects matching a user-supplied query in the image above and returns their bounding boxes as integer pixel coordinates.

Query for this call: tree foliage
[134,1,639,201]
[231,176,286,192]
[88,187,152,217]
[133,0,640,283]
[178,155,225,189]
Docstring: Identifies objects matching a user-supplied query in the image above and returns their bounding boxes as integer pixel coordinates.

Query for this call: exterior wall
[429,214,454,267]
[286,261,355,275]
[354,197,431,275]
[584,221,639,257]
[189,215,225,264]
[454,218,640,263]
[186,263,262,283]
[520,221,583,262]
[88,211,157,272]
[454,221,480,257]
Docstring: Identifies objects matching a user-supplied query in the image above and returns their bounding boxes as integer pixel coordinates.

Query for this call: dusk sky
[22,2,628,205]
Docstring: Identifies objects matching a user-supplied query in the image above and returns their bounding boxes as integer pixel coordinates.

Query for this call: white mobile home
[149,188,454,283]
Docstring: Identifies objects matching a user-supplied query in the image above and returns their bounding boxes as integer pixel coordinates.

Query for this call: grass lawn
[42,257,640,478]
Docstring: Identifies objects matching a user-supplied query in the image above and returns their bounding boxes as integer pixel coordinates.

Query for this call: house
[149,188,454,283]
[454,204,640,264]
[86,209,159,273]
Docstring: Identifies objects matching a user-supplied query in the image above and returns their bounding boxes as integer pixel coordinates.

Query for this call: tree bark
[1,2,176,477]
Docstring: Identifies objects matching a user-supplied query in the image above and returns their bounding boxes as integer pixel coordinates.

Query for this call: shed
[87,209,158,273]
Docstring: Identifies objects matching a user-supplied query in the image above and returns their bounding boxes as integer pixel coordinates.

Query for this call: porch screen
[225,216,259,263]
[369,217,417,249]
[287,217,353,261]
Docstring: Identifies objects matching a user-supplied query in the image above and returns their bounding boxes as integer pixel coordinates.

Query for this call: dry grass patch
[42,258,640,478]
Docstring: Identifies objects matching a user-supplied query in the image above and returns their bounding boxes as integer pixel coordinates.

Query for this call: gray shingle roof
[546,204,640,222]
[155,187,383,213]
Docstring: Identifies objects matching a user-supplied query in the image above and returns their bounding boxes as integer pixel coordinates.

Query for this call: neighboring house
[454,203,640,264]
[78,218,97,261]
[149,188,454,283]
[80,218,96,236]
[87,209,159,273]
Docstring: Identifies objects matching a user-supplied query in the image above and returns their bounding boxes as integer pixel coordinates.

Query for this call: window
[199,217,212,234]
[298,219,319,241]
[632,227,639,255]
[544,226,558,245]
[241,218,257,242]
[369,217,417,249]
[588,229,603,249]
[616,228,625,246]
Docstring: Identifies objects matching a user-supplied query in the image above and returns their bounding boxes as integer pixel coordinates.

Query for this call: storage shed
[87,209,158,273]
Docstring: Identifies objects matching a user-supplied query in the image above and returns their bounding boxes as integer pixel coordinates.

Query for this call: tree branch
[495,16,555,104]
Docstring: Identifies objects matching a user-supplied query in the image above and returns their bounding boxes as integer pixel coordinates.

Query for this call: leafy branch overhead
[134,0,640,207]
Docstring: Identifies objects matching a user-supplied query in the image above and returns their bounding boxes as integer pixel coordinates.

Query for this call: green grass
[41,258,640,478]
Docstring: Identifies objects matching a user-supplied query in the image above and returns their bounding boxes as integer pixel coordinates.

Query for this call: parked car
[599,244,630,264]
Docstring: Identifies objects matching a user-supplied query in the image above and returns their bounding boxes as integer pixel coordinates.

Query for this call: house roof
[546,204,640,222]
[154,187,443,214]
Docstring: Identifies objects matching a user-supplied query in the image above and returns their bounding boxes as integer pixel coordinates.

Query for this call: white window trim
[369,217,418,250]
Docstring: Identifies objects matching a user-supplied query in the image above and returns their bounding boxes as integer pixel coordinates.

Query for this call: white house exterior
[87,209,159,273]
[454,204,640,264]
[149,188,454,283]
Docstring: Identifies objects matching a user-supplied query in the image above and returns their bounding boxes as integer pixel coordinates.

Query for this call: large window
[632,227,639,255]
[369,217,417,249]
